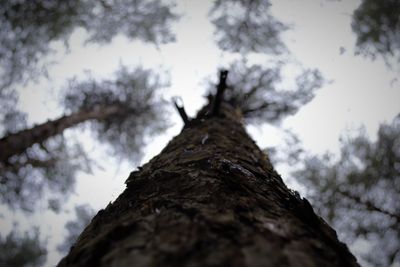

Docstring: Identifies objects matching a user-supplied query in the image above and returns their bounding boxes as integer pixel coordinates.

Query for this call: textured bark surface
[58,104,359,267]
[0,105,121,164]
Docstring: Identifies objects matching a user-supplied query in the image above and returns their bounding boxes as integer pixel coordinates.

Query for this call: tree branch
[338,189,400,222]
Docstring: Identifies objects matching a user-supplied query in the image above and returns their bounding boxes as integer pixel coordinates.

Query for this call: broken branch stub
[212,70,229,116]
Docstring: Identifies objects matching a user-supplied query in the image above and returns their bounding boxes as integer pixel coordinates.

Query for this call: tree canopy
[0,135,87,212]
[210,0,288,54]
[0,0,178,90]
[0,66,167,212]
[57,204,95,254]
[0,228,47,267]
[292,116,400,266]
[217,60,324,124]
[62,65,168,160]
[352,0,400,62]
[0,1,398,266]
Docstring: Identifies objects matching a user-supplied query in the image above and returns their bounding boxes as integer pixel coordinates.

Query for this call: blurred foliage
[209,60,324,124]
[58,204,95,254]
[0,0,178,90]
[208,0,323,125]
[0,228,47,267]
[0,135,90,212]
[0,91,27,136]
[1,109,28,136]
[0,66,167,212]
[63,65,169,161]
[0,85,89,213]
[265,129,304,167]
[291,116,400,266]
[210,0,288,54]
[352,0,400,62]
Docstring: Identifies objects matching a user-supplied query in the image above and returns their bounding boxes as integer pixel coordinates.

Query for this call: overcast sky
[1,0,399,266]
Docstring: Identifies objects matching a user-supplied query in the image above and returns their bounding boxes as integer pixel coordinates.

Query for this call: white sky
[0,0,399,266]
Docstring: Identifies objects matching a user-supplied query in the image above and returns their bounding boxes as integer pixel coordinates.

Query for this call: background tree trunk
[0,105,121,164]
[58,103,359,267]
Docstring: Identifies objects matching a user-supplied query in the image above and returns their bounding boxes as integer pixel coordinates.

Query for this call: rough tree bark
[0,105,121,164]
[58,89,359,266]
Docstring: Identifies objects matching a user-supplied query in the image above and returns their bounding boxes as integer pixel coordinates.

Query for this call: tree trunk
[0,105,121,164]
[58,103,359,267]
